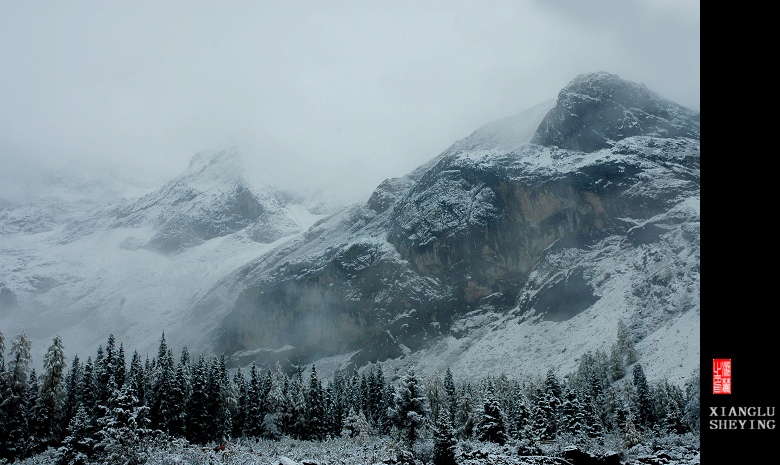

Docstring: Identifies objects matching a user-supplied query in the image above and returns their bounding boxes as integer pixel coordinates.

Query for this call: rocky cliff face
[207,72,700,381]
[531,72,700,152]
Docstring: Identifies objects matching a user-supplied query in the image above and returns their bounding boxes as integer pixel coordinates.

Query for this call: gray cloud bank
[1,0,699,203]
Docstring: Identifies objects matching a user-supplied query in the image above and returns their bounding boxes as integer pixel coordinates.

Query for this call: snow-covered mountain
[193,72,700,384]
[0,149,326,364]
[1,72,699,388]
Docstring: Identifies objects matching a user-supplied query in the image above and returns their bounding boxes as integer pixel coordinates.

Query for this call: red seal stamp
[713,359,732,394]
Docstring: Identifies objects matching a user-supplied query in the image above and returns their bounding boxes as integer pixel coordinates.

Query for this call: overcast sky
[0,0,699,203]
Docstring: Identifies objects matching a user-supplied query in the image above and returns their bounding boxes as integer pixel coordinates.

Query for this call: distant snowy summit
[109,148,308,254]
[532,71,700,152]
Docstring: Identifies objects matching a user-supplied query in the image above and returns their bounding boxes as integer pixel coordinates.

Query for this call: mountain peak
[531,71,700,152]
[183,147,245,189]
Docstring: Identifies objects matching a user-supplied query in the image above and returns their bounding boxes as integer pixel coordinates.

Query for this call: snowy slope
[0,150,327,364]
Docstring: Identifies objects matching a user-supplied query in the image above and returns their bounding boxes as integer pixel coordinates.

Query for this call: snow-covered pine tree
[114,343,126,391]
[150,333,176,434]
[306,364,325,440]
[244,362,263,437]
[388,366,429,448]
[476,383,507,445]
[683,368,700,432]
[168,357,191,438]
[559,387,586,442]
[327,370,348,437]
[632,363,655,430]
[1,332,33,460]
[79,356,98,426]
[206,355,232,442]
[185,355,210,444]
[654,379,688,434]
[432,408,457,465]
[579,386,604,441]
[55,405,95,465]
[608,341,626,382]
[341,406,372,443]
[26,368,41,455]
[368,365,390,433]
[531,388,558,441]
[61,354,82,439]
[623,414,642,448]
[126,351,145,411]
[231,367,247,439]
[425,370,448,426]
[443,367,456,425]
[93,380,152,465]
[220,356,239,439]
[453,382,477,439]
[506,382,531,440]
[616,319,638,366]
[266,361,291,437]
[35,334,67,449]
[288,371,307,439]
[0,328,5,371]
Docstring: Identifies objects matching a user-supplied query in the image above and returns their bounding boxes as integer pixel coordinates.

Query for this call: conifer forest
[0,328,700,465]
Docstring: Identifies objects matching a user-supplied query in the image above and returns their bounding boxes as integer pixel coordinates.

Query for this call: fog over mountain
[1,72,699,390]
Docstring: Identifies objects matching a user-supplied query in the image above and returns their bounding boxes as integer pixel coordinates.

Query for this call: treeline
[0,324,700,464]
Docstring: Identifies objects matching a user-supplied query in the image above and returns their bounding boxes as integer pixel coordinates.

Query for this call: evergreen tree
[36,334,67,449]
[684,368,700,432]
[79,357,98,424]
[288,372,307,439]
[507,383,531,440]
[168,359,191,438]
[654,379,687,434]
[368,365,390,433]
[56,405,95,465]
[114,343,126,391]
[432,409,457,465]
[306,365,325,440]
[93,345,108,410]
[245,363,264,437]
[443,367,457,425]
[531,388,557,441]
[476,384,507,445]
[0,328,6,448]
[150,333,176,433]
[26,368,41,455]
[341,406,372,443]
[127,351,146,410]
[632,363,655,429]
[61,355,83,439]
[453,383,477,439]
[616,319,638,366]
[425,370,448,425]
[186,355,210,444]
[580,387,604,441]
[231,368,247,439]
[559,387,586,441]
[608,341,626,381]
[388,367,429,448]
[1,332,33,460]
[93,381,152,464]
[623,414,642,448]
[0,328,5,371]
[266,361,291,437]
[207,355,232,441]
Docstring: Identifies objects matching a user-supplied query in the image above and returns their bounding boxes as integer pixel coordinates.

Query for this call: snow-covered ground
[14,434,700,465]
